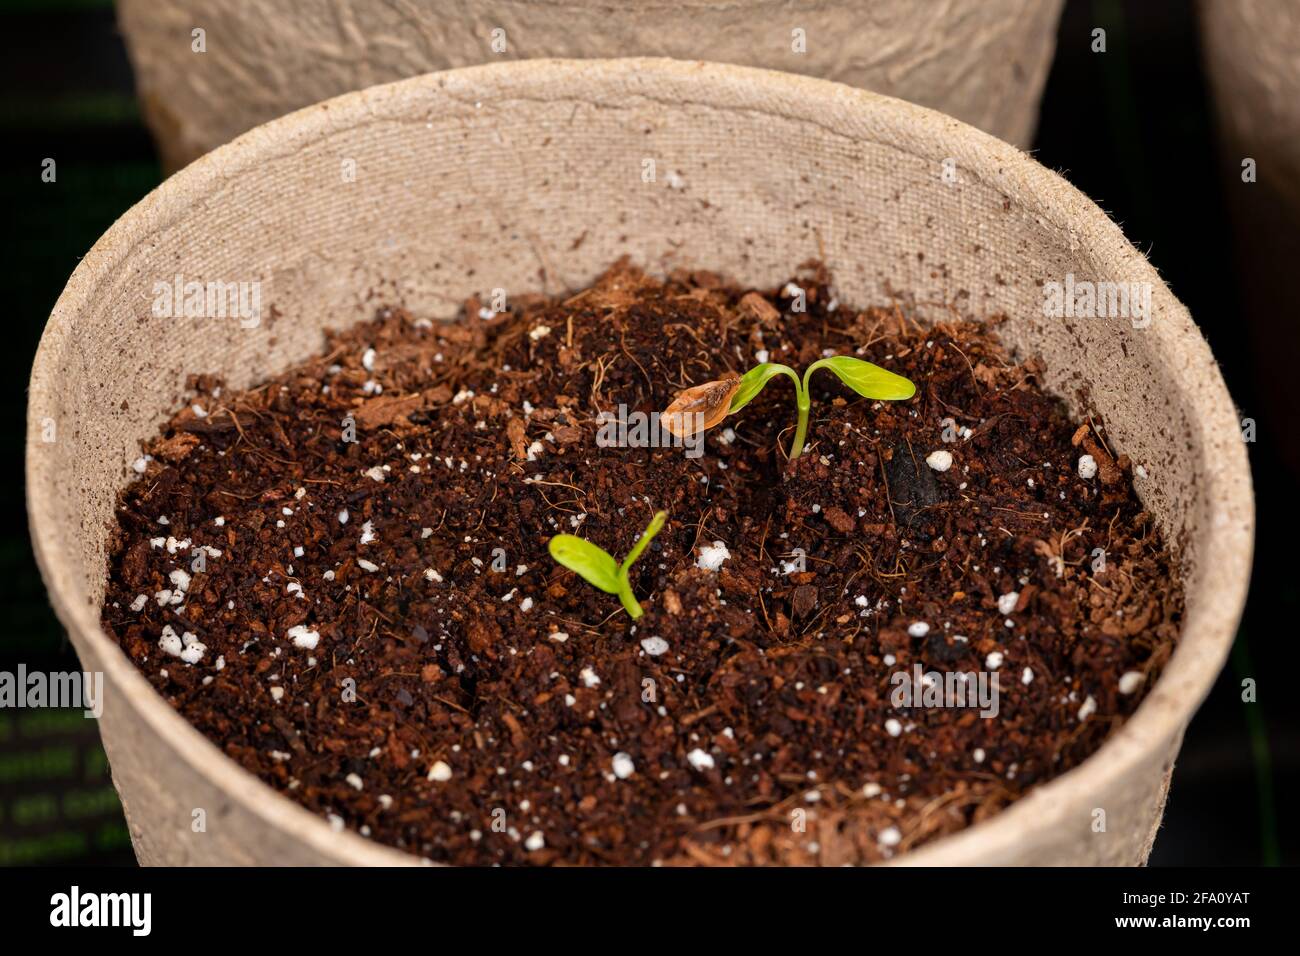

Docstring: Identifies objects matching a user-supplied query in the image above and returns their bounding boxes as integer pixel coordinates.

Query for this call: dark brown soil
[101,260,1182,865]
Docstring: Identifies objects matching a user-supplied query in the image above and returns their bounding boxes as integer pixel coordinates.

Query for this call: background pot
[117,0,1063,171]
[1197,0,1300,484]
[1199,0,1300,212]
[27,58,1251,865]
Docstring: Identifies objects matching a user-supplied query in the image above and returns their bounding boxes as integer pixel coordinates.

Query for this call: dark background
[0,0,1294,866]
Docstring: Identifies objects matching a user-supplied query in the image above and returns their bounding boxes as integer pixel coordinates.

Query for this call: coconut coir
[101,260,1181,865]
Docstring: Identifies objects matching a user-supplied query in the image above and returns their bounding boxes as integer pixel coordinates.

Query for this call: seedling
[548,511,667,620]
[664,355,915,458]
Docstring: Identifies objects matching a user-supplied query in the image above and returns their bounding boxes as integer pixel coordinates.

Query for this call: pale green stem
[789,384,811,459]
[790,358,842,459]
[616,575,643,619]
[754,364,809,460]
[615,511,664,620]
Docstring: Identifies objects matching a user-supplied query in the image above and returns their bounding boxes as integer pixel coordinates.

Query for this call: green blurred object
[1232,635,1280,866]
[0,91,140,128]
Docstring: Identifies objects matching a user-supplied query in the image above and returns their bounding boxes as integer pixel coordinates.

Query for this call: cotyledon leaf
[808,355,916,401]
[728,362,801,414]
[547,535,621,594]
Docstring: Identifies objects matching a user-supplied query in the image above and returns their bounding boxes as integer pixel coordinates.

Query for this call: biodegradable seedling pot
[27,59,1252,865]
[1198,0,1300,480]
[118,0,1064,171]
[1200,0,1300,212]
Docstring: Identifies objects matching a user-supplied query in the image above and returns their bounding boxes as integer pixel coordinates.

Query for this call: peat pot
[27,59,1253,865]
[117,0,1064,170]
[1198,0,1300,479]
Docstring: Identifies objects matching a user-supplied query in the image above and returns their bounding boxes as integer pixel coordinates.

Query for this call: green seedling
[664,355,915,459]
[547,511,667,620]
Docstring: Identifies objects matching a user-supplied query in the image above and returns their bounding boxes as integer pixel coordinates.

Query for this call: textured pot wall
[117,0,1063,171]
[27,60,1251,865]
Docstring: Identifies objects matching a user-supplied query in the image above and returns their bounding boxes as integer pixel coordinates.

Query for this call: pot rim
[26,57,1254,866]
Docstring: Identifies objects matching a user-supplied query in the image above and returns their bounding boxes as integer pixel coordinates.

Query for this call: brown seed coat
[662,377,741,437]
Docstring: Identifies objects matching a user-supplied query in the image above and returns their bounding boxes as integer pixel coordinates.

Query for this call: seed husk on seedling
[663,355,915,458]
[662,376,741,439]
[547,511,667,619]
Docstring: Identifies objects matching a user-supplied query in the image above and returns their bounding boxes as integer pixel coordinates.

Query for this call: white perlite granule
[695,541,731,571]
[287,625,320,650]
[158,625,183,657]
[1118,671,1144,695]
[686,748,715,771]
[640,636,669,656]
[925,450,953,472]
[612,752,635,779]
[1077,695,1098,721]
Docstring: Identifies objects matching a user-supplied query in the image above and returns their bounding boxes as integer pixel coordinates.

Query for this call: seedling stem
[548,511,667,620]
